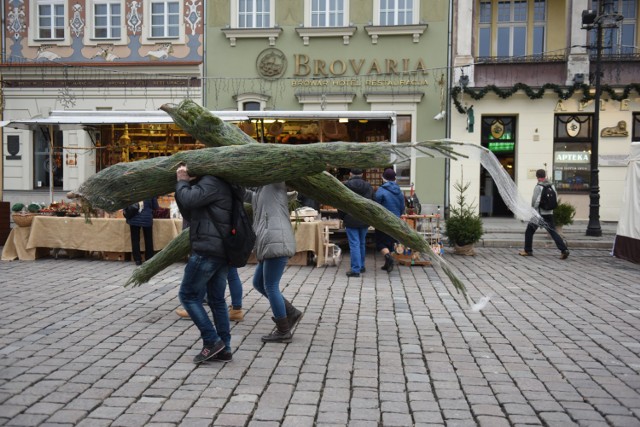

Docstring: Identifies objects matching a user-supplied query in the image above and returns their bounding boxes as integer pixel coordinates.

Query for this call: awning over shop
[0,109,396,131]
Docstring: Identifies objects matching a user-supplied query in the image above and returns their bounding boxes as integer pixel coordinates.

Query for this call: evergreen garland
[451,82,640,114]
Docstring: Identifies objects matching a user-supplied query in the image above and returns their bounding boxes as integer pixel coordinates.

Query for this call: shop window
[477,0,547,59]
[92,1,123,39]
[633,113,640,141]
[36,0,65,40]
[553,114,592,192]
[395,115,411,186]
[480,116,516,217]
[34,128,63,189]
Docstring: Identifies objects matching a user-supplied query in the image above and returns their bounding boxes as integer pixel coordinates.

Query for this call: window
[238,0,271,28]
[497,0,527,57]
[37,0,65,40]
[34,129,64,189]
[633,113,640,141]
[379,0,414,26]
[589,0,637,55]
[150,0,179,38]
[553,115,592,192]
[94,1,122,39]
[310,0,346,27]
[476,0,546,58]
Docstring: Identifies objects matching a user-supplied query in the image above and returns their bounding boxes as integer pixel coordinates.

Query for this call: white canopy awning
[0,109,396,131]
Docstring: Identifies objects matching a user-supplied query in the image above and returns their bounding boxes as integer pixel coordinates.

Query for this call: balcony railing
[476,54,566,64]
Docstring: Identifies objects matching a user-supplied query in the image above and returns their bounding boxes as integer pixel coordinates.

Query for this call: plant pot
[453,243,476,256]
[12,213,35,227]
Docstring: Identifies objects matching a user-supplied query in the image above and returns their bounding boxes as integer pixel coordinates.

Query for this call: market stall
[2,217,328,266]
[2,216,183,261]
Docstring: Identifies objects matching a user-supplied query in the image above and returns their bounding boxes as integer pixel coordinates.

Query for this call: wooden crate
[392,252,431,267]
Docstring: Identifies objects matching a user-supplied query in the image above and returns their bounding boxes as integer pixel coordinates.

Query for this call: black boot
[284,299,303,330]
[262,317,292,343]
[384,253,395,273]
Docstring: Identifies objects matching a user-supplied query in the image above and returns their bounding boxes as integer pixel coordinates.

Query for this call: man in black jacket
[339,169,374,277]
[175,164,234,363]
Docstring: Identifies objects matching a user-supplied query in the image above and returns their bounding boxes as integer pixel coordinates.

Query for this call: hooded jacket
[532,178,557,215]
[244,182,296,261]
[125,198,158,228]
[175,175,233,260]
[375,181,405,217]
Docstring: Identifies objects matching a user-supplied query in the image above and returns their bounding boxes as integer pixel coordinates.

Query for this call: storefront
[3,109,398,201]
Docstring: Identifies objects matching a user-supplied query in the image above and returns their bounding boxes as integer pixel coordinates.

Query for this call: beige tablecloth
[2,217,183,261]
[291,221,326,267]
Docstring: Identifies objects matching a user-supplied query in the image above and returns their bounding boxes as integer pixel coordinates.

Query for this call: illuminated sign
[555,152,590,163]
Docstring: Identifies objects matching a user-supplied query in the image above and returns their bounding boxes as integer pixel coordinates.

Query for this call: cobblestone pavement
[0,248,639,427]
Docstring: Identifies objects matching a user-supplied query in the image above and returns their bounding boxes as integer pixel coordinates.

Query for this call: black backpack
[123,203,139,220]
[538,183,558,210]
[210,182,256,268]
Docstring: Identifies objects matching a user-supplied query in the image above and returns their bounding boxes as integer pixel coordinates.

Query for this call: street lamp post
[586,3,604,237]
[581,0,622,237]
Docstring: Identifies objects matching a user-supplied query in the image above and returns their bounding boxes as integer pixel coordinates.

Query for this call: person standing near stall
[339,169,373,277]
[125,198,158,266]
[374,168,405,273]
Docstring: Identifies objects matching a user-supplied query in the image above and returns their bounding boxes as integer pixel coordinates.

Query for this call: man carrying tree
[175,164,234,363]
[519,169,570,260]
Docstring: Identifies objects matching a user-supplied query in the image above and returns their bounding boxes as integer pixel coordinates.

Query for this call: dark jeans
[252,256,289,319]
[179,254,231,350]
[227,267,242,308]
[130,225,154,263]
[524,214,568,253]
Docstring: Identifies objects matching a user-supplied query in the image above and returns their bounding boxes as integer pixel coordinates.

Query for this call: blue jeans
[524,214,568,253]
[227,267,242,308]
[346,226,368,273]
[179,254,231,350]
[252,256,288,319]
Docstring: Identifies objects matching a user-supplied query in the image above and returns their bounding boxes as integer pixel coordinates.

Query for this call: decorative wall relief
[601,121,629,137]
[185,0,202,35]
[127,1,142,35]
[35,45,61,61]
[144,43,174,60]
[7,3,26,40]
[70,4,85,38]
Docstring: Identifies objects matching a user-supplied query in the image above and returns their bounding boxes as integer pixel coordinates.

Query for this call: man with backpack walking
[519,169,570,259]
[175,164,235,363]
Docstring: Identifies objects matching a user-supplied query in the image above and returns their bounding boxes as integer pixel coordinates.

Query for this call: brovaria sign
[293,54,428,77]
[255,48,429,85]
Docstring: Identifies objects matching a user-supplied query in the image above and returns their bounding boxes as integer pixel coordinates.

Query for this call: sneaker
[193,340,225,364]
[560,250,570,260]
[518,251,533,257]
[175,308,190,319]
[361,268,366,273]
[211,350,232,363]
[346,271,360,277]
[229,307,244,322]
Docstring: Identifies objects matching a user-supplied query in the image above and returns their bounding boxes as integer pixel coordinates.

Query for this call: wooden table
[1,216,183,261]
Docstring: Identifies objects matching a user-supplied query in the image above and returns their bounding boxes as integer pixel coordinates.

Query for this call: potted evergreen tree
[553,200,576,235]
[444,177,484,256]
